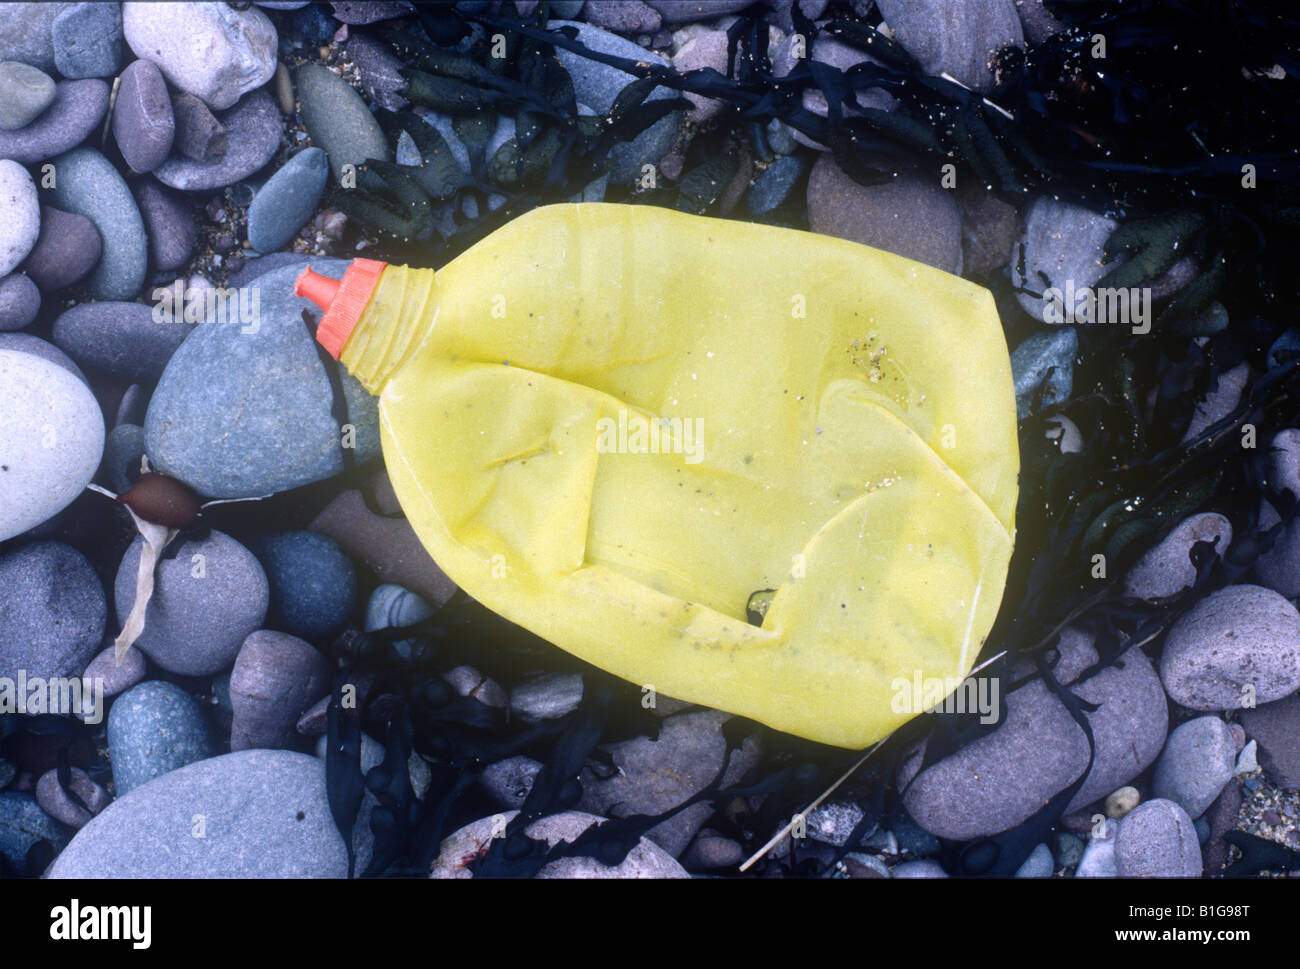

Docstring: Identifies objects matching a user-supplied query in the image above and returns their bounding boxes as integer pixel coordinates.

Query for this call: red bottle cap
[295,258,388,359]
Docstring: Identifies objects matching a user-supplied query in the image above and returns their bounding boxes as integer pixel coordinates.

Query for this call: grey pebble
[0,79,109,164]
[0,274,40,331]
[1013,842,1054,878]
[876,0,1024,94]
[171,92,228,164]
[35,767,110,829]
[106,680,212,796]
[0,791,68,875]
[52,301,190,382]
[510,672,584,723]
[247,147,329,253]
[1123,513,1232,601]
[746,155,804,216]
[80,642,147,699]
[22,204,102,291]
[295,63,391,181]
[133,180,197,272]
[1114,798,1202,877]
[0,62,56,131]
[52,2,123,79]
[113,59,174,174]
[479,755,543,811]
[0,541,106,682]
[100,422,146,494]
[48,146,148,300]
[154,89,282,191]
[1152,716,1237,819]
[1010,327,1077,419]
[230,630,329,750]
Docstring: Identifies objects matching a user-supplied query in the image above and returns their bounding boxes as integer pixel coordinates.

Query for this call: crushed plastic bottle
[296,202,1018,748]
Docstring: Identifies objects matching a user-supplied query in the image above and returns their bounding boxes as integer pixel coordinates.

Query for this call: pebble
[431,809,689,878]
[0,791,68,874]
[479,755,543,811]
[153,89,281,191]
[806,800,867,847]
[0,160,40,276]
[144,259,381,497]
[251,530,357,642]
[0,330,85,382]
[100,422,145,493]
[132,180,196,272]
[52,301,190,382]
[583,0,663,34]
[1052,831,1085,868]
[671,29,729,122]
[48,147,148,300]
[1257,499,1300,598]
[247,147,329,253]
[310,469,460,607]
[578,710,761,857]
[1201,779,1243,874]
[1016,0,1066,44]
[1011,197,1120,322]
[0,78,109,164]
[80,643,147,699]
[0,352,104,541]
[122,1,277,111]
[113,530,270,676]
[876,0,1024,94]
[113,59,174,173]
[48,749,348,877]
[682,828,744,870]
[900,632,1167,839]
[0,541,105,687]
[51,2,123,79]
[106,680,211,796]
[229,630,329,750]
[1238,693,1300,789]
[1114,798,1202,877]
[1123,513,1232,600]
[171,92,228,164]
[0,273,40,330]
[1010,327,1077,419]
[807,153,963,275]
[646,1,753,23]
[1160,584,1300,710]
[35,767,109,829]
[329,1,409,24]
[551,21,682,185]
[1181,363,1249,443]
[0,62,56,131]
[342,34,407,112]
[22,204,101,291]
[1075,818,1118,878]
[1013,842,1054,878]
[510,672,585,723]
[443,665,507,708]
[747,155,804,216]
[1104,785,1140,819]
[295,63,390,182]
[958,183,1019,275]
[1152,716,1237,819]
[892,859,949,878]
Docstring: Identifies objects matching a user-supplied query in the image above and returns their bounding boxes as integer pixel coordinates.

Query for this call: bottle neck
[337,264,439,395]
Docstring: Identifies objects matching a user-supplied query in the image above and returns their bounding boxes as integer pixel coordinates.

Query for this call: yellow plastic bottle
[296,202,1018,749]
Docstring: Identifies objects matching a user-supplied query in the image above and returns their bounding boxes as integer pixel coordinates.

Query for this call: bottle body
[339,202,1018,749]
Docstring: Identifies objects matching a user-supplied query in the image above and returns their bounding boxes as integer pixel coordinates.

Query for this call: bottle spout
[295,258,388,359]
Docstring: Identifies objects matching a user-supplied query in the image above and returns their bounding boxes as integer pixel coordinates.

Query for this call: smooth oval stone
[0,159,40,276]
[113,59,174,173]
[0,331,87,382]
[0,273,40,330]
[122,1,277,111]
[52,1,123,79]
[550,21,682,184]
[36,767,110,828]
[0,3,72,74]
[101,422,146,494]
[1114,798,1202,877]
[433,809,689,878]
[0,791,69,874]
[0,540,106,682]
[22,204,101,291]
[807,153,963,275]
[0,350,105,541]
[295,64,391,181]
[153,89,281,191]
[1011,197,1120,321]
[144,260,381,498]
[113,529,269,676]
[747,155,805,216]
[132,180,196,272]
[1257,498,1300,598]
[48,147,148,300]
[229,630,329,750]
[0,79,109,164]
[106,680,211,795]
[247,147,329,253]
[1011,327,1077,419]
[49,749,347,877]
[365,582,435,653]
[171,92,228,164]
[1152,716,1236,820]
[0,62,56,130]
[900,633,1167,839]
[1160,584,1300,710]
[80,642,147,699]
[1123,512,1232,601]
[252,530,357,642]
[52,301,190,382]
[876,0,1024,94]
